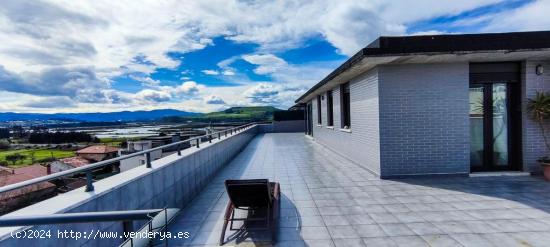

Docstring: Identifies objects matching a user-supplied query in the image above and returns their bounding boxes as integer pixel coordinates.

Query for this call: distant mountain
[163,106,282,123]
[0,109,198,122]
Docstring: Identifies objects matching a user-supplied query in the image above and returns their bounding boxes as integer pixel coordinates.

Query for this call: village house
[0,165,55,213]
[50,145,119,173]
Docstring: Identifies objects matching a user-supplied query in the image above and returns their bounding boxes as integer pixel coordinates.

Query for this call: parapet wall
[0,125,258,246]
[258,120,305,133]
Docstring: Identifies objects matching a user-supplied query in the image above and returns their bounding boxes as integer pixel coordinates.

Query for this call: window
[340,82,351,128]
[317,95,322,125]
[326,90,333,126]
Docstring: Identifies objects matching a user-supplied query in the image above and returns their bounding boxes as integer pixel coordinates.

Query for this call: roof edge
[295,30,550,103]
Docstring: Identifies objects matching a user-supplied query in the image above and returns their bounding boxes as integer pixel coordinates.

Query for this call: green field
[0,149,75,168]
[98,137,141,147]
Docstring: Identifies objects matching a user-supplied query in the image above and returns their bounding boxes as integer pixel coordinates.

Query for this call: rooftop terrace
[1,127,550,246]
[169,132,550,247]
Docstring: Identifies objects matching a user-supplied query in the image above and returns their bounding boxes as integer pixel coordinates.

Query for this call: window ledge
[317,124,323,127]
[339,128,352,133]
[325,126,334,130]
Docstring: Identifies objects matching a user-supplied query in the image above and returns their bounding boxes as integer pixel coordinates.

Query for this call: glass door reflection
[492,83,508,167]
[469,85,484,169]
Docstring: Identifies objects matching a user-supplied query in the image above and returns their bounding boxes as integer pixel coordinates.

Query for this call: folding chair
[219,179,280,245]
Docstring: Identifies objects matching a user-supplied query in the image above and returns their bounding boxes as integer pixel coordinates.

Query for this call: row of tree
[0,128,9,139]
[28,132,99,144]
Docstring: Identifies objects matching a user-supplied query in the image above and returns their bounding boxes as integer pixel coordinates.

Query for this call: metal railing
[0,208,170,227]
[0,123,255,194]
[0,208,180,247]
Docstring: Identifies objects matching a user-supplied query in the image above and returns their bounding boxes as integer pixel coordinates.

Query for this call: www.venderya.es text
[11,229,190,241]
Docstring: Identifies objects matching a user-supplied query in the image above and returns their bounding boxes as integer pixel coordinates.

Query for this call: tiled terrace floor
[168,133,550,247]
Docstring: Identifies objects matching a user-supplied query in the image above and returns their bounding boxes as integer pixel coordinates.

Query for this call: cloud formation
[0,0,548,112]
[205,95,226,105]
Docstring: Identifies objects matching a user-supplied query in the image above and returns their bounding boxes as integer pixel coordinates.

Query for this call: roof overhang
[295,31,550,104]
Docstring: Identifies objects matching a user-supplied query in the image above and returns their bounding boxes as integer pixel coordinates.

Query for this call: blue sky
[0,0,548,113]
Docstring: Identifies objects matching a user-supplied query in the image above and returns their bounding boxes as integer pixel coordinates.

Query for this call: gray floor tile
[300,226,332,240]
[362,237,397,247]
[353,224,386,238]
[165,133,550,247]
[369,213,400,224]
[420,234,462,247]
[346,215,375,225]
[433,221,474,234]
[406,222,444,235]
[450,233,494,247]
[392,212,426,223]
[327,225,360,239]
[333,238,366,247]
[391,236,429,247]
[379,223,415,237]
[322,215,350,226]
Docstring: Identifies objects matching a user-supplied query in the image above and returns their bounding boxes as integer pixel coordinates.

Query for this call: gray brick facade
[308,60,550,178]
[522,61,550,173]
[378,63,470,177]
[311,69,381,175]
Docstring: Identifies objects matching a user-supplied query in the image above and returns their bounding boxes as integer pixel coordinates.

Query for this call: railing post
[177,144,181,156]
[145,152,151,168]
[209,134,212,143]
[122,220,133,237]
[85,171,94,192]
[218,132,221,139]
[225,130,227,137]
[196,139,200,148]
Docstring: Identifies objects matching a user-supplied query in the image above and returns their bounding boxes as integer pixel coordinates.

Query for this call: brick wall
[378,63,470,177]
[308,60,550,178]
[311,68,382,175]
[522,60,550,173]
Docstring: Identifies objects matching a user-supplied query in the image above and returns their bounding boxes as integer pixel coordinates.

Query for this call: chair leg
[219,203,234,246]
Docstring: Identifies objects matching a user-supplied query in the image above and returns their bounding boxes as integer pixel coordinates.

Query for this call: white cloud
[201,69,220,75]
[2,0,547,112]
[244,83,306,107]
[222,70,235,76]
[174,81,201,95]
[242,54,288,75]
[21,96,76,108]
[481,1,550,32]
[132,80,201,104]
[134,89,171,102]
[129,75,160,87]
[205,95,225,104]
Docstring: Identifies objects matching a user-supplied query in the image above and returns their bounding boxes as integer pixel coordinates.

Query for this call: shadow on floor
[390,175,550,214]
[222,194,302,246]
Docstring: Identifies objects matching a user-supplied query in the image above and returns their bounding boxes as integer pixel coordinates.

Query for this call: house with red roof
[75,145,119,162]
[0,164,56,213]
[50,145,119,173]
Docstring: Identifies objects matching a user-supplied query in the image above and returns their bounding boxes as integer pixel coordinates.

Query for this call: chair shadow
[223,194,304,246]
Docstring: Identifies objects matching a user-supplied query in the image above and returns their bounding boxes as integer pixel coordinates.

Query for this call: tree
[5,153,25,166]
[527,91,550,160]
[28,131,94,144]
[11,126,25,138]
[0,128,9,139]
[29,151,36,164]
[0,141,9,150]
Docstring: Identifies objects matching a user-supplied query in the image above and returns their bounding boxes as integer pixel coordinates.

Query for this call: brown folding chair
[219,179,280,245]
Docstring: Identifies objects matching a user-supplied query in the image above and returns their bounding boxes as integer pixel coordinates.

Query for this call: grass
[0,149,75,168]
[98,137,141,147]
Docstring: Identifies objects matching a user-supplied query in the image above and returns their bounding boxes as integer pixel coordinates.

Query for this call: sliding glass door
[469,82,519,171]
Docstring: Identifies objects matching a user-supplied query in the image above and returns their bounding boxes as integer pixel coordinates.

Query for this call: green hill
[163,106,281,123]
